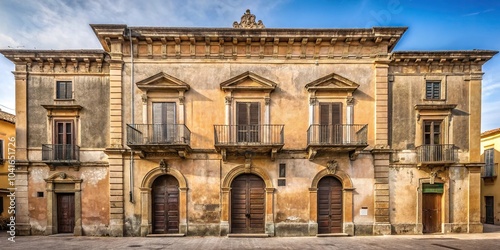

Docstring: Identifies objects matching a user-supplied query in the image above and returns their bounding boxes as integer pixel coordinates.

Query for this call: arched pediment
[305,73,359,93]
[220,71,277,92]
[136,72,190,92]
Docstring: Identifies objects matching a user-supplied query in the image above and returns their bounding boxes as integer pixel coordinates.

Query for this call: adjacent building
[0,109,16,220]
[0,10,497,236]
[480,128,500,225]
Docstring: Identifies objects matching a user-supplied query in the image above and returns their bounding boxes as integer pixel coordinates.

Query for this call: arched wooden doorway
[230,174,265,233]
[152,175,179,234]
[317,176,343,234]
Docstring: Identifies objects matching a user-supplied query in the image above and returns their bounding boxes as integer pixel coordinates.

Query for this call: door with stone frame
[152,175,180,234]
[230,174,265,233]
[317,176,343,234]
[57,193,75,233]
[422,193,442,233]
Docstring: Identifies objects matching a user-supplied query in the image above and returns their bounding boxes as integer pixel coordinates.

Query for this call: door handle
[246,213,250,218]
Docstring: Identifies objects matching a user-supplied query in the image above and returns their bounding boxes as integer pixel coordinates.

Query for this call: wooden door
[152,102,176,143]
[152,175,179,234]
[231,174,265,233]
[485,196,494,224]
[57,193,75,233]
[236,102,260,143]
[317,176,343,234]
[423,193,442,233]
[319,103,342,144]
[54,121,74,160]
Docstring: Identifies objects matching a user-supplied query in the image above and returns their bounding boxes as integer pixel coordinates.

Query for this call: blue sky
[0,0,499,131]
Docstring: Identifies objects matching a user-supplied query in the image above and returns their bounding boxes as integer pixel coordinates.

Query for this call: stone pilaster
[372,150,391,235]
[468,73,483,162]
[467,164,483,233]
[375,62,389,147]
[107,149,125,236]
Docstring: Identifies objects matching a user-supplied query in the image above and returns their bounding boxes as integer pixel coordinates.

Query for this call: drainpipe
[129,28,135,203]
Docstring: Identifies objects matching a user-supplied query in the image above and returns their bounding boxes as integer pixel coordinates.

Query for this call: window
[278,163,286,186]
[0,139,4,164]
[426,81,440,100]
[54,121,74,160]
[152,102,176,143]
[236,102,260,142]
[423,120,441,145]
[319,102,342,143]
[485,148,494,177]
[56,81,73,99]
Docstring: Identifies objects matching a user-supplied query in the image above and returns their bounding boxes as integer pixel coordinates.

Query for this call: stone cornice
[391,50,498,65]
[91,24,407,58]
[0,50,109,74]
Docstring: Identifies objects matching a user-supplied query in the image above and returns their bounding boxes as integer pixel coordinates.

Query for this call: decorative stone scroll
[233,9,265,29]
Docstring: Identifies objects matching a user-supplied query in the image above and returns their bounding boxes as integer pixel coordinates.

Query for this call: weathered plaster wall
[27,166,109,236]
[121,62,376,150]
[26,75,109,148]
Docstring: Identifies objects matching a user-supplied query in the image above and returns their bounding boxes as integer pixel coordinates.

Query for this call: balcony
[42,144,80,170]
[482,163,498,182]
[214,124,284,160]
[416,144,457,167]
[126,124,191,158]
[306,124,368,160]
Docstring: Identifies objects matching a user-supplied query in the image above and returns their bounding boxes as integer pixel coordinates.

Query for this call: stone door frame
[310,168,354,235]
[45,172,83,236]
[220,166,275,236]
[417,178,449,234]
[140,166,188,236]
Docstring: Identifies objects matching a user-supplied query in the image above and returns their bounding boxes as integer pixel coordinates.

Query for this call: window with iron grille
[425,81,440,100]
[56,81,73,99]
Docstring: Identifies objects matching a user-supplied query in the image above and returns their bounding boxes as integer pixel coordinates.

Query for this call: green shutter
[422,183,444,193]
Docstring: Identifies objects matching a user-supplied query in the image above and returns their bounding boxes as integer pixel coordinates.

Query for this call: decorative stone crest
[159,159,169,173]
[59,172,67,179]
[233,9,265,29]
[326,160,338,174]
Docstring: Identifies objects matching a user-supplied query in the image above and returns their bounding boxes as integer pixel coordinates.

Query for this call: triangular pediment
[136,72,190,92]
[305,73,359,92]
[220,71,277,91]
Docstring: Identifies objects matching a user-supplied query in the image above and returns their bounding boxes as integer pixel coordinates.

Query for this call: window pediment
[220,71,277,92]
[136,72,190,92]
[415,104,457,111]
[305,73,359,93]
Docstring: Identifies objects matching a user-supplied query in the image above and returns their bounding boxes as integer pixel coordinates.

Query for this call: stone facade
[480,128,500,225]
[0,11,497,236]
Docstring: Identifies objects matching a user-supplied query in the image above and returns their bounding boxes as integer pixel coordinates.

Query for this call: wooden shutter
[55,121,73,145]
[237,102,260,125]
[249,102,260,125]
[237,102,248,125]
[319,103,342,125]
[153,102,176,124]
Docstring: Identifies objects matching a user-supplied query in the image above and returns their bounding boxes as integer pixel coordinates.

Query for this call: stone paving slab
[1,232,500,250]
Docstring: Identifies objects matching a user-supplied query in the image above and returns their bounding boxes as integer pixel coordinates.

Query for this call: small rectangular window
[56,81,73,99]
[485,148,495,177]
[279,163,286,178]
[37,192,44,198]
[278,179,286,186]
[425,81,440,100]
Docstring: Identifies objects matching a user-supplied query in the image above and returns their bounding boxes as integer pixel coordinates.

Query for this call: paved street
[2,226,500,250]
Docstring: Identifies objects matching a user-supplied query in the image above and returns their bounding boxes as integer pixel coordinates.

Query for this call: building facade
[1,11,497,236]
[480,128,500,225]
[0,110,16,221]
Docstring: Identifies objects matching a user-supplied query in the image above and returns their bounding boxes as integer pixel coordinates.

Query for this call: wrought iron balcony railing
[214,124,284,146]
[307,124,368,146]
[416,144,457,164]
[127,124,191,145]
[42,144,80,162]
[482,163,498,178]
